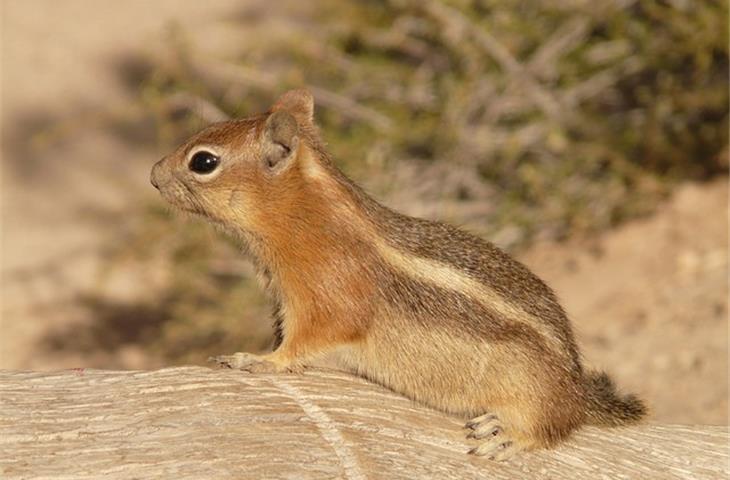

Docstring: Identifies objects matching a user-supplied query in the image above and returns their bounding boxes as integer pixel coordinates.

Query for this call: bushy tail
[583,370,647,426]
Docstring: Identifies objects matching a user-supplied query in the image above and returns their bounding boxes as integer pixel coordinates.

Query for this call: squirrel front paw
[208,352,298,373]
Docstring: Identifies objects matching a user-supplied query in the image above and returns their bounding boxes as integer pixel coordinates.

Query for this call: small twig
[561,57,643,106]
[166,91,230,122]
[458,124,547,158]
[360,27,433,62]
[527,17,591,81]
[308,85,393,131]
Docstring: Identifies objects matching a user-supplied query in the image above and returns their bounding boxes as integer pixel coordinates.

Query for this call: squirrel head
[150,89,325,230]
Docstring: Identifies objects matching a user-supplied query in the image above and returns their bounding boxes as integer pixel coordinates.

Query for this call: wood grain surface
[1,367,727,479]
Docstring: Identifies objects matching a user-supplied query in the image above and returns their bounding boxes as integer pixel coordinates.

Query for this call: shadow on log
[1,367,727,479]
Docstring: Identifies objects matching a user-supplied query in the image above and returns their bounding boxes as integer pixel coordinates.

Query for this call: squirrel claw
[241,359,282,373]
[469,438,519,461]
[466,412,521,461]
[208,352,262,370]
[465,412,498,430]
[208,355,232,368]
[208,352,294,373]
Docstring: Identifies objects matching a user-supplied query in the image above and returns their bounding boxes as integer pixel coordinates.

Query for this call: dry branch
[166,91,230,123]
[527,17,591,81]
[419,0,566,123]
[1,367,727,479]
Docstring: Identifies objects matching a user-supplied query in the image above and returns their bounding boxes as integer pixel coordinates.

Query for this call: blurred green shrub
[113,0,728,361]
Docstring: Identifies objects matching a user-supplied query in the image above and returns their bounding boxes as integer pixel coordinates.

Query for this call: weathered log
[1,367,727,479]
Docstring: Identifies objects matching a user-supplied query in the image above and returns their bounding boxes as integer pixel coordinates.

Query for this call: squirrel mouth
[157,182,207,217]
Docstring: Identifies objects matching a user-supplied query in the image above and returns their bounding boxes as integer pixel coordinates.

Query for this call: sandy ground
[1,0,727,426]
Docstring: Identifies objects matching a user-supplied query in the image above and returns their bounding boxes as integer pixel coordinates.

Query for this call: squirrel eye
[189,151,220,174]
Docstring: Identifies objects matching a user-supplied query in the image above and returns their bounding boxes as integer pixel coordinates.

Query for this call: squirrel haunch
[151,89,646,459]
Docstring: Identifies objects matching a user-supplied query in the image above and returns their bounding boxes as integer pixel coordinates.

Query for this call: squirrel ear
[263,110,299,172]
[271,89,314,125]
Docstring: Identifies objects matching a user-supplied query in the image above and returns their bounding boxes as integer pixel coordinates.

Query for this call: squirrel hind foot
[466,412,524,461]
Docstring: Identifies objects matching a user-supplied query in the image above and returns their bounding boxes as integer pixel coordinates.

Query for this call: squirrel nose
[150,161,163,189]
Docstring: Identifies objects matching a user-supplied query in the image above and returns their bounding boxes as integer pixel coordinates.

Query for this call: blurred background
[1,0,727,425]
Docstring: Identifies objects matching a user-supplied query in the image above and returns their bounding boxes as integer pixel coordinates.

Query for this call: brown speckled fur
[151,89,646,456]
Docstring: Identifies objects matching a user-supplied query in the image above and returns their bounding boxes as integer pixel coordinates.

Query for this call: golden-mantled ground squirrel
[150,89,645,460]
